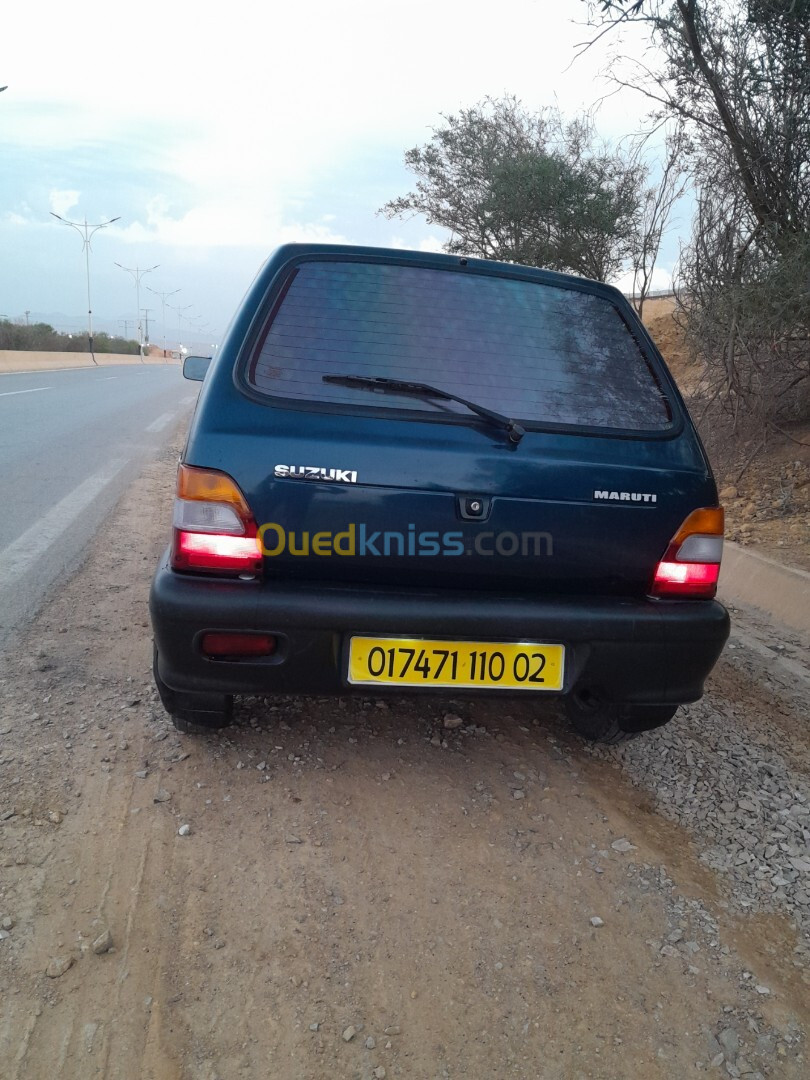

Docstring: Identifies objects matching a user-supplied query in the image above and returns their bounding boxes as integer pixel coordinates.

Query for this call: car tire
[153,647,233,733]
[564,692,677,744]
[169,711,233,734]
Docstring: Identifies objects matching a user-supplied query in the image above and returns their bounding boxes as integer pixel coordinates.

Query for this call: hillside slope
[641,301,809,571]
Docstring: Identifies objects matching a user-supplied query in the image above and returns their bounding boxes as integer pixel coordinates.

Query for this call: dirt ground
[0,436,808,1079]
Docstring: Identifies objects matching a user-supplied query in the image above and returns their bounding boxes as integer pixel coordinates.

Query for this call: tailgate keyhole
[458,496,490,521]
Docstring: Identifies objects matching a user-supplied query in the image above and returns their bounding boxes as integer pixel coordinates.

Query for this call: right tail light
[650,507,724,598]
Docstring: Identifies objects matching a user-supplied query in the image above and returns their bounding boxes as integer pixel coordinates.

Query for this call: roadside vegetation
[0,320,139,354]
[380,97,652,285]
[383,0,809,448]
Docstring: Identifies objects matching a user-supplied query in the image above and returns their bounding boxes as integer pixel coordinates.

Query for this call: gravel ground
[585,631,810,947]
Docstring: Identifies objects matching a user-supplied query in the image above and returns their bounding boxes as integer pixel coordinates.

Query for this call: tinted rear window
[248,261,671,430]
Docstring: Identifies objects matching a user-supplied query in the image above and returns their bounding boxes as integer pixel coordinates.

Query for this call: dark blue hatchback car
[150,244,729,742]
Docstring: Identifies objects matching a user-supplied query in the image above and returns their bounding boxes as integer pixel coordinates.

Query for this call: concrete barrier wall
[0,351,179,373]
[719,542,810,636]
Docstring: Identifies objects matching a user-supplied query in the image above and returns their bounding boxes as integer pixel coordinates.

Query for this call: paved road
[0,363,198,647]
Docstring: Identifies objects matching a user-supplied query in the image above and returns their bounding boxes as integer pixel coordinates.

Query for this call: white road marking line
[103,376,118,380]
[0,459,126,594]
[180,395,197,404]
[0,386,54,398]
[146,412,175,432]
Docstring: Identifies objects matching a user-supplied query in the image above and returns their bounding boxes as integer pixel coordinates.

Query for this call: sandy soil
[0,437,808,1080]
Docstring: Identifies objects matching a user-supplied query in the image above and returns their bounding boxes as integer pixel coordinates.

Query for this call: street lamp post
[147,286,180,360]
[168,302,193,363]
[189,319,212,353]
[114,262,159,361]
[50,212,120,364]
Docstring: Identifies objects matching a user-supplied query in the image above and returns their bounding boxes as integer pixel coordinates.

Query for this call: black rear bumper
[149,553,730,705]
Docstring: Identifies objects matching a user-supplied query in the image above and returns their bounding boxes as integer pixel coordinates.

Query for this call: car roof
[259,242,629,308]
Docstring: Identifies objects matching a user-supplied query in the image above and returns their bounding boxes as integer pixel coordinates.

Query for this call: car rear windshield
[247,260,671,431]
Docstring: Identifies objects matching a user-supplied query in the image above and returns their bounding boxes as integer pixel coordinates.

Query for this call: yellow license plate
[348,636,564,691]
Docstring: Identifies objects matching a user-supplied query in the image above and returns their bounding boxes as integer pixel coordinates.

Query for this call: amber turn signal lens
[670,507,724,547]
[177,464,252,516]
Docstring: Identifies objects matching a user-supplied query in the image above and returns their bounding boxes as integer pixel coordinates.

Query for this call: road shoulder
[0,441,807,1079]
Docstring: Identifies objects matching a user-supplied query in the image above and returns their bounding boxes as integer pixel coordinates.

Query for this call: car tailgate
[187,403,716,597]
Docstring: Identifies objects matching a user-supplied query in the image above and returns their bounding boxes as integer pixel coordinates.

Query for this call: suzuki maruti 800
[150,244,729,742]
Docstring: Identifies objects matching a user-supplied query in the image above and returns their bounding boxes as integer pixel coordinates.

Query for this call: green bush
[0,322,140,354]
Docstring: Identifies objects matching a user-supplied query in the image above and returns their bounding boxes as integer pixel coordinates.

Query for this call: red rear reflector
[201,632,276,658]
[174,530,263,573]
[652,560,720,597]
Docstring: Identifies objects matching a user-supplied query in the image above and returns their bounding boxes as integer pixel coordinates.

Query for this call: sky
[0,1,680,351]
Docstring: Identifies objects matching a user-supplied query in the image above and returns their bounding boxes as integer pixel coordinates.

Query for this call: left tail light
[171,464,263,575]
[650,507,724,598]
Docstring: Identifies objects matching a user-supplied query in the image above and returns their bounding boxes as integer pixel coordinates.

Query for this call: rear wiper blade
[322,374,525,445]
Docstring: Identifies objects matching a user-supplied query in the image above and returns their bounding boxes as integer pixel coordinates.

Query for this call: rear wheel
[564,692,677,744]
[153,647,233,733]
[169,711,233,734]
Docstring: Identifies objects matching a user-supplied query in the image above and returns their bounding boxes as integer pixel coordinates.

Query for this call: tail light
[650,507,724,598]
[171,465,262,575]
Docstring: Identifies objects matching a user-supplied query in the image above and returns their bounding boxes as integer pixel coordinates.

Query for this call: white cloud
[387,233,449,254]
[0,1,668,332]
[614,266,674,295]
[109,194,346,250]
[417,237,447,254]
[48,189,80,218]
[3,2,652,180]
[275,222,349,246]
